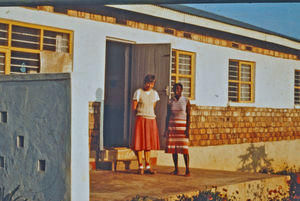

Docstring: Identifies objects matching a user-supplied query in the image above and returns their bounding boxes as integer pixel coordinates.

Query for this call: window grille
[171,50,195,99]
[0,52,5,74]
[0,23,8,46]
[228,60,254,103]
[0,19,72,75]
[10,51,40,74]
[294,70,300,104]
[43,30,70,53]
[11,25,40,50]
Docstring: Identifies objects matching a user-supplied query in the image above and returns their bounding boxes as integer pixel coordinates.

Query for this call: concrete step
[95,147,157,171]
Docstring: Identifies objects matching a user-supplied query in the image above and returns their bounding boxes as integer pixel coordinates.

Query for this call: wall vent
[38,160,46,172]
[17,136,24,148]
[164,28,175,35]
[116,18,127,25]
[0,111,7,123]
[232,43,239,48]
[0,156,4,168]
[246,46,253,51]
[183,32,192,39]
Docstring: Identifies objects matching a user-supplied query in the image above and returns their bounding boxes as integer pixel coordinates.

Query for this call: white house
[0,4,299,201]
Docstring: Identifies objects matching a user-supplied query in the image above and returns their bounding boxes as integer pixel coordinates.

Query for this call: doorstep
[97,147,157,171]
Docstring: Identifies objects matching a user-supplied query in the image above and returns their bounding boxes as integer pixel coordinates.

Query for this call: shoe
[144,168,156,174]
[138,169,144,175]
[169,170,179,175]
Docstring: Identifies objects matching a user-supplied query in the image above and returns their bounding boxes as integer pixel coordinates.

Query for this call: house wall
[1,6,300,201]
[0,73,71,201]
[157,140,300,173]
[156,105,300,172]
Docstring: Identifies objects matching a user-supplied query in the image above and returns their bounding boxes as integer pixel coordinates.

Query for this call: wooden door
[104,41,131,147]
[130,43,171,148]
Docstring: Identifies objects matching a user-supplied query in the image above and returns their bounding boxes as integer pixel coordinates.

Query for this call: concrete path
[90,166,288,201]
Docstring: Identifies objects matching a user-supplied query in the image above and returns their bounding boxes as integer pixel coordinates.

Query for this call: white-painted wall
[1,6,300,201]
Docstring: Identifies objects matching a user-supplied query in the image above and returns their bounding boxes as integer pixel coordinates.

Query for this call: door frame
[102,38,172,149]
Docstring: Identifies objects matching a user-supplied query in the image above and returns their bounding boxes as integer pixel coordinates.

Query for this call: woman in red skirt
[132,74,160,175]
[165,83,191,176]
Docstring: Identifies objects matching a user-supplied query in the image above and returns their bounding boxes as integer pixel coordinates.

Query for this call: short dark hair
[144,74,156,83]
[172,83,183,92]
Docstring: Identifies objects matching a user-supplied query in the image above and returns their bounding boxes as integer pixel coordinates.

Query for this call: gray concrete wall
[0,73,71,201]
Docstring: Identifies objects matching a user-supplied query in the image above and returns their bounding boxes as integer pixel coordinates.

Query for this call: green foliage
[0,185,28,201]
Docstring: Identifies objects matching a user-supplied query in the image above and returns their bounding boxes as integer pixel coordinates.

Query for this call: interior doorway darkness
[104,41,131,147]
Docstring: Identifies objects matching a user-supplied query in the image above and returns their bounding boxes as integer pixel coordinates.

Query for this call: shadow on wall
[238,144,274,173]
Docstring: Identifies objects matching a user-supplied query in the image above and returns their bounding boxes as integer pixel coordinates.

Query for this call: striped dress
[166,96,189,154]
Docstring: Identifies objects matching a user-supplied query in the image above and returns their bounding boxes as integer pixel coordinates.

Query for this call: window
[171,50,195,99]
[0,50,6,74]
[294,70,300,104]
[0,20,72,75]
[228,60,254,102]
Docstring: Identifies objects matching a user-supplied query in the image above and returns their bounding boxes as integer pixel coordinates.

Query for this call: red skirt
[131,116,160,151]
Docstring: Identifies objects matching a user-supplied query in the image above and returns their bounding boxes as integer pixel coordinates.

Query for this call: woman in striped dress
[165,83,191,176]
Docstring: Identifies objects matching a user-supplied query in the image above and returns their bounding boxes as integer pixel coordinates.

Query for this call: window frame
[0,48,9,74]
[171,49,195,99]
[0,19,73,75]
[228,59,255,103]
[294,70,300,105]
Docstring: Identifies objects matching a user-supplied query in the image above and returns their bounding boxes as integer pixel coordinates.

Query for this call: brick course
[189,105,300,146]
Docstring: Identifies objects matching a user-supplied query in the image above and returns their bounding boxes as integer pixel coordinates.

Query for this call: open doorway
[103,40,171,149]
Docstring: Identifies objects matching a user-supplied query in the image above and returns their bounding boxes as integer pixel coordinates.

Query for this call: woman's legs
[136,151,144,174]
[144,150,156,174]
[171,153,179,175]
[144,150,150,167]
[184,154,190,176]
[136,151,143,167]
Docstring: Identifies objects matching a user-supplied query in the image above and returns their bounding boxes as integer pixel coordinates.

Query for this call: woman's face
[144,81,155,91]
[174,85,183,96]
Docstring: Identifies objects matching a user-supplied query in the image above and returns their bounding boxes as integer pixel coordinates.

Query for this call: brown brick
[236,138,243,144]
[198,140,205,146]
[230,139,237,144]
[204,123,210,128]
[209,134,215,140]
[202,134,209,140]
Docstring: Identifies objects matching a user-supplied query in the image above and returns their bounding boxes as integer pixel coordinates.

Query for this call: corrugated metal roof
[159,4,300,42]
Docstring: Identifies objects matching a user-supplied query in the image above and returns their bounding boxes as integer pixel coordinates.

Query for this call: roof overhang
[1,0,300,6]
[107,4,300,50]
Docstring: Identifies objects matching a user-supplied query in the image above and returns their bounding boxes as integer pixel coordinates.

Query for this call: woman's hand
[185,129,189,138]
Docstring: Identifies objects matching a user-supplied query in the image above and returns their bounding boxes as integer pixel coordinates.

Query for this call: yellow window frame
[0,18,73,75]
[228,60,254,103]
[172,49,195,99]
[0,48,9,74]
[294,70,300,104]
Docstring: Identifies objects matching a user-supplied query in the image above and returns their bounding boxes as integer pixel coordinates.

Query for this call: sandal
[144,168,156,174]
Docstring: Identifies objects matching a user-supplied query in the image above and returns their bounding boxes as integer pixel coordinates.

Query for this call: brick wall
[189,105,300,146]
[89,102,101,153]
